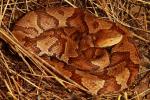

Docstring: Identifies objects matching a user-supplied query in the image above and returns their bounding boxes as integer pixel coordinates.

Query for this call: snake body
[12,7,140,94]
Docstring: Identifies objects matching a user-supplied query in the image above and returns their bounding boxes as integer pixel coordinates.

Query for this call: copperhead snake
[12,7,140,95]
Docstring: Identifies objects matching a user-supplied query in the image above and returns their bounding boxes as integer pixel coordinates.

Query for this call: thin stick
[64,0,77,8]
[4,79,18,100]
[130,89,150,100]
[137,0,150,5]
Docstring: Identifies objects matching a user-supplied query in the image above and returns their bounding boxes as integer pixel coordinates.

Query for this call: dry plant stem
[0,0,3,13]
[10,77,19,94]
[124,92,128,100]
[16,47,48,76]
[89,0,98,17]
[36,75,44,91]
[22,71,77,86]
[0,1,3,24]
[12,69,41,90]
[8,0,18,28]
[0,1,32,7]
[6,72,14,94]
[4,79,18,100]
[0,41,41,90]
[139,68,150,74]
[64,0,77,8]
[130,88,150,100]
[135,91,141,100]
[15,7,26,13]
[98,93,119,99]
[0,51,10,70]
[31,1,45,8]
[94,1,113,21]
[107,0,116,20]
[42,91,64,100]
[25,0,29,11]
[10,76,31,100]
[137,0,150,5]
[0,0,10,26]
[11,74,28,94]
[0,28,90,94]
[37,80,62,97]
[28,53,67,88]
[17,52,36,74]
[117,94,122,100]
[22,71,54,78]
[11,76,28,94]
[0,51,18,99]
[132,33,150,43]
[116,19,150,41]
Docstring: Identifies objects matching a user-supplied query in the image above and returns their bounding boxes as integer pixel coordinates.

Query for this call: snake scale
[12,7,140,95]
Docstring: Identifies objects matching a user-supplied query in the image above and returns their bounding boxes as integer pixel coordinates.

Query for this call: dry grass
[0,0,149,99]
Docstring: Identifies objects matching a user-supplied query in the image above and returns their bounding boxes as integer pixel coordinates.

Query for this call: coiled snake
[12,7,140,95]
